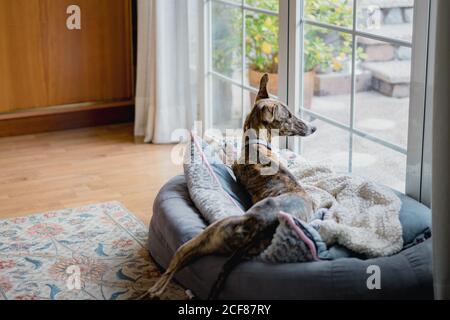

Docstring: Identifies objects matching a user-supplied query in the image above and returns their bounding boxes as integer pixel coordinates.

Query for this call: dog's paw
[309,208,331,231]
[147,293,162,300]
[138,288,162,300]
[148,285,164,299]
[309,219,322,231]
[137,282,165,300]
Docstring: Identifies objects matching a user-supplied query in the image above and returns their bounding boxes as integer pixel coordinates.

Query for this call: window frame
[200,0,432,205]
[200,0,288,131]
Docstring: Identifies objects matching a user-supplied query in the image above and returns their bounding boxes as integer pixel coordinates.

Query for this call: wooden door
[0,0,133,113]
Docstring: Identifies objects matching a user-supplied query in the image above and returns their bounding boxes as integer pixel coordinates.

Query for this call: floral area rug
[0,202,187,300]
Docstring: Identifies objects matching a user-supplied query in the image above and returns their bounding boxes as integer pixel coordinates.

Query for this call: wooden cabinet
[0,0,133,114]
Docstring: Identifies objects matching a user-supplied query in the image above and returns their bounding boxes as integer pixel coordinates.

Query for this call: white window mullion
[420,0,437,208]
[406,0,432,204]
[278,0,291,149]
[348,0,358,173]
[287,0,303,154]
[213,0,278,16]
[300,107,407,155]
[278,1,288,105]
[199,0,213,132]
[241,0,246,127]
[303,18,412,48]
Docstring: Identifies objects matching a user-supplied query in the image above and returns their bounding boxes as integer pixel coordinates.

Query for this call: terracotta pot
[303,70,315,109]
[248,69,279,104]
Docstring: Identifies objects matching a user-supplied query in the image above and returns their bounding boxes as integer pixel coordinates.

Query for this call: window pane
[212,2,242,81]
[245,11,279,96]
[212,77,243,131]
[242,88,254,117]
[355,38,411,148]
[300,119,349,173]
[303,25,354,125]
[245,0,279,12]
[352,135,406,192]
[304,0,354,28]
[356,0,414,43]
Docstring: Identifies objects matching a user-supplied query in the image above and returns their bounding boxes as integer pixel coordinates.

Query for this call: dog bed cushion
[148,175,433,299]
[206,137,432,248]
[183,135,430,261]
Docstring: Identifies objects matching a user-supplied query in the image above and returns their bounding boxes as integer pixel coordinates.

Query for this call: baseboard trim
[0,99,134,120]
[0,104,135,137]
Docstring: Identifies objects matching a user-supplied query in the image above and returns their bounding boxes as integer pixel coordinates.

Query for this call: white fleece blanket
[280,149,403,257]
[198,135,404,258]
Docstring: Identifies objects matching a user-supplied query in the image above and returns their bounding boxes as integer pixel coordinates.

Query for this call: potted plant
[303,34,334,107]
[243,0,367,108]
[302,0,365,107]
[303,26,367,107]
[245,0,279,100]
[245,0,353,105]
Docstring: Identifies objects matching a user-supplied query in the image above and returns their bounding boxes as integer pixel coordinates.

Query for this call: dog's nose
[310,126,317,134]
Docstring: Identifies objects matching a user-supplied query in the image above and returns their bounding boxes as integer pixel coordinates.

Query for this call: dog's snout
[310,126,317,134]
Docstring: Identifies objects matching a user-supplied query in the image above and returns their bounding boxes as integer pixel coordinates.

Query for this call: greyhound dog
[143,74,317,299]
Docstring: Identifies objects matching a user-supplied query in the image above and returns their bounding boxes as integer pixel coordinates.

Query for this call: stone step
[358,0,413,10]
[314,70,372,97]
[359,40,412,62]
[362,43,395,62]
[362,60,410,83]
[362,60,411,98]
[357,23,412,45]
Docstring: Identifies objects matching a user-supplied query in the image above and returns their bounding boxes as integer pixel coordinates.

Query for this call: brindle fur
[142,74,316,300]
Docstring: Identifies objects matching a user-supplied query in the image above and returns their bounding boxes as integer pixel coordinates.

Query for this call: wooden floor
[0,123,182,225]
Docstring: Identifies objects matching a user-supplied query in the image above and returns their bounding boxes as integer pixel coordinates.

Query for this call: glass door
[205,0,285,132]
[295,0,429,194]
[202,0,431,201]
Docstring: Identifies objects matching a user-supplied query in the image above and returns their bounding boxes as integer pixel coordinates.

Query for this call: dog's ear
[255,74,270,103]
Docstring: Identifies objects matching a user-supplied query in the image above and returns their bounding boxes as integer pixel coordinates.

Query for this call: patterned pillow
[210,164,253,211]
[184,133,245,224]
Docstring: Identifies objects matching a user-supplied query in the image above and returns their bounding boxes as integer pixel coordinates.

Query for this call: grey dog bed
[148,175,433,300]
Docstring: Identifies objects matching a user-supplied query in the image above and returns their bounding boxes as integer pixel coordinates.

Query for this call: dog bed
[148,175,433,299]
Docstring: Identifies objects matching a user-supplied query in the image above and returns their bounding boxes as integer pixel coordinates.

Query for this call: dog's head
[244,74,316,137]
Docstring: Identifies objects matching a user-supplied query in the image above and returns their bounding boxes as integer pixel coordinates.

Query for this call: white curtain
[135,0,199,143]
[432,0,450,300]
